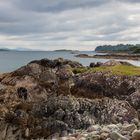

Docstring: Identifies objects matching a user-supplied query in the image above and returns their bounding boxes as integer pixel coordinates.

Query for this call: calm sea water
[0,51,140,73]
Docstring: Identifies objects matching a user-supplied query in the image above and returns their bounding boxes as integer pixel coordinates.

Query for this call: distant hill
[0,48,34,51]
[54,49,73,52]
[95,44,140,54]
[0,48,11,51]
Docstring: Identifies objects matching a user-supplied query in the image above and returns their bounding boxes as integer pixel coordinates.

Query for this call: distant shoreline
[75,53,140,61]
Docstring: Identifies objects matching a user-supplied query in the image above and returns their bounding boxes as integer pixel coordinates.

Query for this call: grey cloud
[13,0,110,13]
[120,0,140,3]
[0,0,139,50]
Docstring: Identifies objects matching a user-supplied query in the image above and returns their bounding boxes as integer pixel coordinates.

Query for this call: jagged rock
[29,58,82,68]
[71,72,136,99]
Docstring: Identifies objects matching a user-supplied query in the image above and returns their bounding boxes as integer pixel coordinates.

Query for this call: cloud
[0,0,139,50]
[13,0,110,13]
[121,0,140,3]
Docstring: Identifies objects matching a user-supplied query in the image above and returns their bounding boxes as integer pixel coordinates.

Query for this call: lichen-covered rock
[71,72,136,99]
[127,91,140,110]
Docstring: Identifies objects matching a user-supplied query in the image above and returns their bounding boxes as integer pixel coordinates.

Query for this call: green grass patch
[73,65,140,76]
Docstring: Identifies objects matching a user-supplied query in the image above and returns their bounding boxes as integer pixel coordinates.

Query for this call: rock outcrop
[0,58,140,140]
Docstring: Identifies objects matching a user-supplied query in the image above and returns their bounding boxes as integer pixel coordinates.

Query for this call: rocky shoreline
[0,58,140,140]
[75,53,140,61]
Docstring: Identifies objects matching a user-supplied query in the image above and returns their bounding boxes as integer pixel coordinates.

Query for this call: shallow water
[0,51,140,73]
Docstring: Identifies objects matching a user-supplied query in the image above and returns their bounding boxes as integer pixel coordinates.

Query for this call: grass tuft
[73,65,140,76]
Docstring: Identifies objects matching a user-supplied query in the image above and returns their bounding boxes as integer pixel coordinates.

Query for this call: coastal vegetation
[73,63,140,76]
[95,44,140,54]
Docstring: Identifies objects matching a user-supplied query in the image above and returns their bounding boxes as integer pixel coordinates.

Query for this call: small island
[95,44,140,54]
[54,49,73,52]
[75,44,140,60]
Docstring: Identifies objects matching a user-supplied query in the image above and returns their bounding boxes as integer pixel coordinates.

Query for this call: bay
[0,51,140,73]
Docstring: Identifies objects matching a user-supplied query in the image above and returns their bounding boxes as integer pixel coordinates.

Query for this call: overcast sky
[0,0,140,50]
